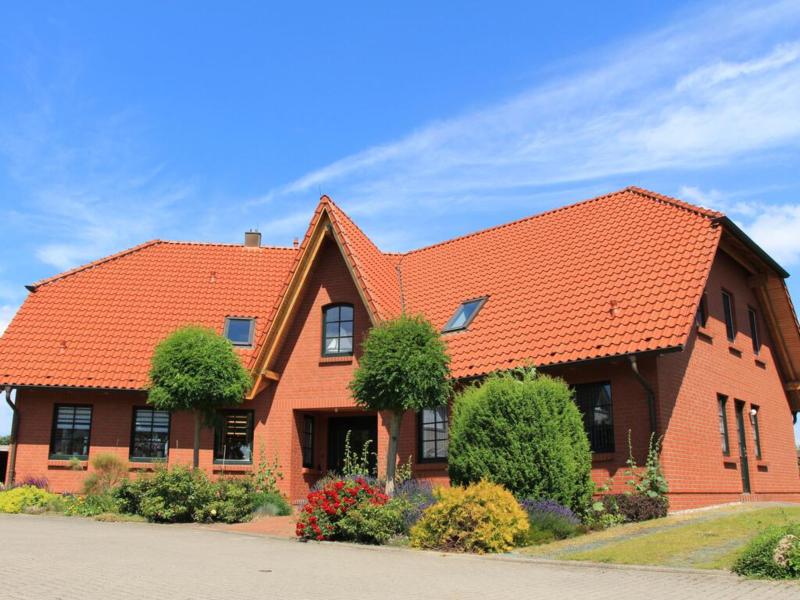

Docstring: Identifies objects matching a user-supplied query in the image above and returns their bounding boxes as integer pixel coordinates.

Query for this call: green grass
[519,504,800,570]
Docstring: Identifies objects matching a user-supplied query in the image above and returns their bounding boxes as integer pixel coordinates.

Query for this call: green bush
[134,466,214,523]
[338,499,407,544]
[252,490,292,517]
[410,481,529,554]
[64,493,119,517]
[732,524,800,579]
[195,477,257,524]
[83,453,128,496]
[0,486,62,514]
[448,371,592,512]
[602,493,667,523]
[112,477,150,515]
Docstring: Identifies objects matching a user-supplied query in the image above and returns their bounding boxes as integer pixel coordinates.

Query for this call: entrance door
[327,416,377,474]
[735,401,751,494]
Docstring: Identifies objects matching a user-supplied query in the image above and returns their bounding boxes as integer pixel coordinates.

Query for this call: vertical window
[130,407,170,461]
[574,382,614,453]
[695,293,708,327]
[722,291,736,342]
[50,405,92,459]
[718,394,730,455]
[302,415,315,469]
[322,304,354,356]
[214,410,254,463]
[750,405,762,459]
[748,308,760,354]
[418,406,449,462]
[224,317,255,346]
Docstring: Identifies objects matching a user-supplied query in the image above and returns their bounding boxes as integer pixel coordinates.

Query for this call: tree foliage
[148,326,251,421]
[448,370,593,512]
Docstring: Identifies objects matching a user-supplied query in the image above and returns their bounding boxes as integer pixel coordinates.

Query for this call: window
[50,405,92,459]
[224,317,255,346]
[718,394,730,455]
[574,382,614,453]
[695,293,708,327]
[418,406,449,461]
[748,308,760,354]
[130,407,170,461]
[750,405,762,459]
[322,304,354,356]
[302,415,315,469]
[721,291,736,342]
[442,297,487,333]
[214,410,254,463]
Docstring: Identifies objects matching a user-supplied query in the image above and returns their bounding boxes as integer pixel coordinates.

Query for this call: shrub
[448,370,592,512]
[0,486,62,514]
[602,493,667,523]
[63,493,119,517]
[252,490,292,517]
[136,466,214,523]
[296,477,388,541]
[520,499,581,545]
[410,481,529,554]
[395,479,436,531]
[338,499,407,544]
[194,477,257,524]
[112,477,150,515]
[732,524,800,579]
[83,453,128,495]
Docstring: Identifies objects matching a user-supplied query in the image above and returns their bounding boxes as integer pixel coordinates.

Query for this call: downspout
[627,355,658,437]
[4,385,18,486]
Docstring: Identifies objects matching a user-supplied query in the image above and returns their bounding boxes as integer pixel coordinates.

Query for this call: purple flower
[520,499,579,525]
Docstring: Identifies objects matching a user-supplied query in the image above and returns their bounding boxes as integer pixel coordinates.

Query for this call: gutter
[715,216,790,278]
[4,385,18,486]
[627,355,658,436]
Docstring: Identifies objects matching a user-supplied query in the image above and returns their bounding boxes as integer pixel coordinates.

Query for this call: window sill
[414,461,447,471]
[755,358,767,369]
[591,452,615,463]
[212,463,252,473]
[48,458,87,469]
[695,324,713,341]
[319,355,353,365]
[302,467,322,475]
[728,345,743,358]
[128,461,165,471]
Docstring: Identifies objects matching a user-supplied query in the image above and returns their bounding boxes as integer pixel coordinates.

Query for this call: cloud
[260,0,800,225]
[0,305,17,335]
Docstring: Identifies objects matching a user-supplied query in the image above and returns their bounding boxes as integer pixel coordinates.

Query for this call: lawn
[519,504,800,570]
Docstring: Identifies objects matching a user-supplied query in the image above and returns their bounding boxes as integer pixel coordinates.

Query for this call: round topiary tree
[349,314,451,495]
[448,369,592,512]
[148,326,252,468]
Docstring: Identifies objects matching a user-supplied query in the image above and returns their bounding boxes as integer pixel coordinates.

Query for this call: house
[1,187,799,510]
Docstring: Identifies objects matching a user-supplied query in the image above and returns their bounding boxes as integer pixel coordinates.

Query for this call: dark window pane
[718,395,730,455]
[748,309,760,354]
[226,318,254,346]
[322,304,354,356]
[214,411,254,463]
[302,415,315,468]
[442,298,486,333]
[50,406,92,458]
[574,383,614,453]
[722,292,736,342]
[339,305,353,321]
[696,294,708,327]
[130,407,170,460]
[418,406,449,461]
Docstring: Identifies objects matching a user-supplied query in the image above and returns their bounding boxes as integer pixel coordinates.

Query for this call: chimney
[244,230,261,248]
[293,237,299,249]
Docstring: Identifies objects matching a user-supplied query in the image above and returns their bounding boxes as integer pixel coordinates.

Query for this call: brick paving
[2,514,798,600]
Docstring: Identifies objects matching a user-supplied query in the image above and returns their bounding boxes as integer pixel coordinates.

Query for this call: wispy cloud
[260,0,800,241]
[0,305,16,335]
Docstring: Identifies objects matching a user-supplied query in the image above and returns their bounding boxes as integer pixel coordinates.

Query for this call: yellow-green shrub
[410,481,529,553]
[0,486,62,514]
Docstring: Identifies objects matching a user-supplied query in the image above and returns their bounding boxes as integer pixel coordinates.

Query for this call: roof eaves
[716,215,790,278]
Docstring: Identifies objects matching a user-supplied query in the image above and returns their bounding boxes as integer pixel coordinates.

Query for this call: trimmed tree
[349,315,451,495]
[448,369,593,512]
[148,326,252,468]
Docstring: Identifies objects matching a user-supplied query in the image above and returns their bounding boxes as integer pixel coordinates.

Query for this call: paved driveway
[1,514,798,599]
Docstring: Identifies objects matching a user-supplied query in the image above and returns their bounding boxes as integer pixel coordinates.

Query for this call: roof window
[442,297,487,333]
[224,317,255,347]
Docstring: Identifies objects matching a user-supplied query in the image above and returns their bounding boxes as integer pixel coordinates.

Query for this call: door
[735,401,751,494]
[327,416,377,474]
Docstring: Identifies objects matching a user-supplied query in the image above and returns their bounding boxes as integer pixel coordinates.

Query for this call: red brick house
[2,187,800,510]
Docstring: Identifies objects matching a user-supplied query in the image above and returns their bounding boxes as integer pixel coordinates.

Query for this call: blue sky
[1,1,800,441]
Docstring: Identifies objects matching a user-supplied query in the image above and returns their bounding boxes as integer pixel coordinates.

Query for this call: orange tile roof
[0,186,762,388]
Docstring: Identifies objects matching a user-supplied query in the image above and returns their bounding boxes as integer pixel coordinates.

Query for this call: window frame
[213,409,255,464]
[695,293,708,327]
[747,307,760,355]
[301,415,315,469]
[321,303,355,357]
[721,290,737,342]
[49,404,93,460]
[417,405,450,463]
[224,317,256,347]
[441,296,488,334]
[129,406,171,462]
[573,382,615,454]
[718,394,730,456]
[750,404,762,460]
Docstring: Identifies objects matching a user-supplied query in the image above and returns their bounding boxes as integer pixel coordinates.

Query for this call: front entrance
[327,415,377,474]
[735,400,752,494]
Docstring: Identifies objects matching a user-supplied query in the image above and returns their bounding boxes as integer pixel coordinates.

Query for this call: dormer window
[323,304,354,356]
[442,297,487,333]
[224,317,255,347]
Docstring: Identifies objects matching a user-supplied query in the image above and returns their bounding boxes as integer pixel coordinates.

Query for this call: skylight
[442,298,487,333]
[224,317,255,347]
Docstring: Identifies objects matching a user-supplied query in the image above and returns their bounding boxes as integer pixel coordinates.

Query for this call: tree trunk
[385,411,403,496]
[193,411,201,469]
